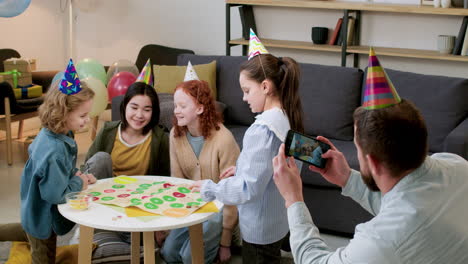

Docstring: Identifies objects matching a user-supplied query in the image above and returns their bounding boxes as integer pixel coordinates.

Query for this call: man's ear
[366,154,381,177]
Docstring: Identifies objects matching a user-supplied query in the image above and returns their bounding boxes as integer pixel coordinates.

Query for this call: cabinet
[226,0,468,67]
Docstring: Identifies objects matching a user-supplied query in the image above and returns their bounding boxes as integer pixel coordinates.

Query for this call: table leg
[189,223,204,264]
[78,225,94,264]
[143,231,155,264]
[131,232,141,264]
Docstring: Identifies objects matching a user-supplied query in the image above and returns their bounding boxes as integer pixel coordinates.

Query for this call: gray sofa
[112,54,468,237]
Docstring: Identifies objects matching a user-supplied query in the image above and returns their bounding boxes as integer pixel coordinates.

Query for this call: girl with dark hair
[192,52,304,263]
[85,81,170,178]
[161,79,240,263]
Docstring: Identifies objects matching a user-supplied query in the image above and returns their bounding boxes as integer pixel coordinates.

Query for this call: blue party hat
[59,59,82,95]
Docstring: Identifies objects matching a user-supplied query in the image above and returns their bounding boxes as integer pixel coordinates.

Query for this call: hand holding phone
[284,130,331,169]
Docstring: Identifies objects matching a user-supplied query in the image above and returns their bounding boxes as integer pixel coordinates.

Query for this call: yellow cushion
[6,241,97,264]
[153,60,217,98]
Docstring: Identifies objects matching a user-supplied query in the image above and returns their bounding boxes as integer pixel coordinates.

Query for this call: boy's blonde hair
[39,81,95,134]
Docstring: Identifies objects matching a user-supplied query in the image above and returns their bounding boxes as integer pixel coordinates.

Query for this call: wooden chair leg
[18,120,24,139]
[4,97,13,165]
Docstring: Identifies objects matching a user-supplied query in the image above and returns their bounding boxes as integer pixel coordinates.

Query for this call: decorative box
[0,71,32,88]
[3,58,36,73]
[14,84,42,99]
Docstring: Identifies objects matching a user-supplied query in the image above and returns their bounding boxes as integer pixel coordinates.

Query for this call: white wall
[1,0,467,78]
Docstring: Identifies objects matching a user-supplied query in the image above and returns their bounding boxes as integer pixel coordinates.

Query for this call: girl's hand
[86,174,97,184]
[190,180,205,193]
[218,246,232,263]
[78,174,89,190]
[219,166,236,180]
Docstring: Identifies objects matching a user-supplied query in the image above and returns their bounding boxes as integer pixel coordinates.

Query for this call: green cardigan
[85,121,170,176]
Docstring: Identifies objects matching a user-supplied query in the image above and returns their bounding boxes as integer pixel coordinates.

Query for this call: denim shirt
[288,153,468,264]
[20,128,83,239]
[202,107,291,244]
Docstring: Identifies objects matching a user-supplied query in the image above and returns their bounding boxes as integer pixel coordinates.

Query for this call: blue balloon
[0,0,31,18]
[52,71,64,86]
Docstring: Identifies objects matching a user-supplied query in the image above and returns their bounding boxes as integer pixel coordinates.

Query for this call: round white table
[58,176,222,264]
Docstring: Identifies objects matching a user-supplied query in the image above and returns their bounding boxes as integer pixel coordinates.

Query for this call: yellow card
[124,201,219,217]
[113,176,138,184]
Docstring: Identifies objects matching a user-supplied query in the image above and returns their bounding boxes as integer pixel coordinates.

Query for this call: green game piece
[178,187,191,193]
[101,197,115,201]
[187,202,200,207]
[150,198,164,204]
[90,192,101,196]
[139,184,152,188]
[197,198,203,202]
[144,203,158,210]
[170,203,184,208]
[131,198,142,204]
[131,191,144,194]
[152,181,165,185]
[163,195,176,202]
[112,184,125,189]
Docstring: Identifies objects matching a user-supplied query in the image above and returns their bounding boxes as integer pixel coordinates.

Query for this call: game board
[86,177,207,217]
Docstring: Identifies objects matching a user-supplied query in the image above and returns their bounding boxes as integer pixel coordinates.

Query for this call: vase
[442,0,451,7]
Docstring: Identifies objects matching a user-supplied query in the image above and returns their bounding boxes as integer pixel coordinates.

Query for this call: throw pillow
[153,60,217,99]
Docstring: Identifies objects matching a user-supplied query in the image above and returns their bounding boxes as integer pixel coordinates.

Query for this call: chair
[0,48,44,165]
[135,44,195,72]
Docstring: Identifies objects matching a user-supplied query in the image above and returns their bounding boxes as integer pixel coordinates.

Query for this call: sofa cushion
[153,60,217,98]
[177,54,256,127]
[300,64,363,141]
[362,68,468,153]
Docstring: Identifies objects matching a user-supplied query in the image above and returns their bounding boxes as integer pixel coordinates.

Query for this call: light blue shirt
[288,153,468,264]
[186,132,205,158]
[202,108,290,244]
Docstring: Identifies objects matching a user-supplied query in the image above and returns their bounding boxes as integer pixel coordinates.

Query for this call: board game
[86,177,207,217]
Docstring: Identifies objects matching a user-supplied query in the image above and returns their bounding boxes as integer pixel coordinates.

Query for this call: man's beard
[361,171,380,192]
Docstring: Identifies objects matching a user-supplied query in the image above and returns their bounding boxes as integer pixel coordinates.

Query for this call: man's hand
[219,166,236,180]
[273,144,304,208]
[218,246,232,263]
[308,136,351,188]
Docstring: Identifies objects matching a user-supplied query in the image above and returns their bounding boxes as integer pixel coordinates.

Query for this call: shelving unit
[226,0,468,66]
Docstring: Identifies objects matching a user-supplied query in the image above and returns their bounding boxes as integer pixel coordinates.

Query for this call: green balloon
[76,58,108,86]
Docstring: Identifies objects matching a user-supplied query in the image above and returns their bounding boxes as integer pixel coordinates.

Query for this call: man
[272,48,468,264]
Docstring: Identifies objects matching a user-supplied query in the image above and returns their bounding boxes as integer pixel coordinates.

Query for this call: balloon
[82,77,108,118]
[107,72,137,101]
[51,71,64,86]
[76,58,107,86]
[107,59,139,83]
[0,0,31,18]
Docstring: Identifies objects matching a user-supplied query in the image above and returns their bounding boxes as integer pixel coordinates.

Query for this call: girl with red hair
[161,80,240,263]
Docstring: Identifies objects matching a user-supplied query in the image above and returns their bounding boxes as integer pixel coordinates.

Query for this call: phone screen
[285,130,330,169]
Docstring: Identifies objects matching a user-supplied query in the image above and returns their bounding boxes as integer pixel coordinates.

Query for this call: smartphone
[284,130,331,169]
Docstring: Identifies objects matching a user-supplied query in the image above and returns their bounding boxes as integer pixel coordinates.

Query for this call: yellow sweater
[169,124,240,246]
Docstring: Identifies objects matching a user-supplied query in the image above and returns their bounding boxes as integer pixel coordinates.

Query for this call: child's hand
[219,166,236,180]
[218,246,232,263]
[86,174,97,184]
[190,180,205,193]
[77,174,89,190]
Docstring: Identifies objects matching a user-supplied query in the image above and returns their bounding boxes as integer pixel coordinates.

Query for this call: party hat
[136,59,154,86]
[183,61,200,81]
[59,59,82,95]
[363,47,401,110]
[248,28,269,60]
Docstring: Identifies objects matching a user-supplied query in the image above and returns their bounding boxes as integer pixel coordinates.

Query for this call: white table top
[58,176,222,232]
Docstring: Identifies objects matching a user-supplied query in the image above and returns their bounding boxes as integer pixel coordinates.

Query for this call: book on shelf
[453,16,468,55]
[347,16,356,46]
[461,24,468,55]
[239,5,257,40]
[329,18,343,45]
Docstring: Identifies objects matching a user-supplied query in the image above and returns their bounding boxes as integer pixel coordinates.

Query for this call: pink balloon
[107,71,137,101]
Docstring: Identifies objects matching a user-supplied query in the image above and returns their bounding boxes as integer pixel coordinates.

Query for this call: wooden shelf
[347,46,468,62]
[229,38,343,52]
[227,0,468,16]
